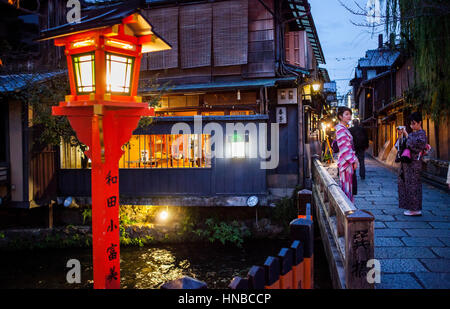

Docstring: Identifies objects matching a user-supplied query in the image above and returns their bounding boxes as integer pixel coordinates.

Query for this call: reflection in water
[124,248,187,289]
[1,239,332,289]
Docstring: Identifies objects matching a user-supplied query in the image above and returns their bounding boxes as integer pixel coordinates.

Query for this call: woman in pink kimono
[335,107,358,202]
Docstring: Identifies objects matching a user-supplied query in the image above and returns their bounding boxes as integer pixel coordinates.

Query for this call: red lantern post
[39,5,171,289]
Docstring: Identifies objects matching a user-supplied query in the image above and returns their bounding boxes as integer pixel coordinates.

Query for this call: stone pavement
[326,155,450,289]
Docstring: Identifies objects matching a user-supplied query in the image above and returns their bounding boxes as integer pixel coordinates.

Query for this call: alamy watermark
[66,258,81,284]
[170,116,280,170]
[67,0,81,24]
[366,259,381,284]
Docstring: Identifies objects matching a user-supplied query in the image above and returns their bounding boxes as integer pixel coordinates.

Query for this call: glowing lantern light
[159,210,169,221]
[312,83,321,92]
[38,2,171,289]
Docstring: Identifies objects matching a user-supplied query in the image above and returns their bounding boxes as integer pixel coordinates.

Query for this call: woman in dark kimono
[397,112,427,216]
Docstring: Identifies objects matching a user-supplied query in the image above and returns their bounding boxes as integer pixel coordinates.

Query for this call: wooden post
[161,276,207,289]
[248,266,265,289]
[298,85,305,188]
[297,189,312,218]
[48,201,54,229]
[263,256,280,289]
[291,240,304,289]
[344,210,375,289]
[229,277,249,289]
[278,248,294,289]
[290,217,314,289]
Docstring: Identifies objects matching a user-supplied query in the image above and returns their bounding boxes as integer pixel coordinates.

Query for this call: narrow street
[326,156,450,288]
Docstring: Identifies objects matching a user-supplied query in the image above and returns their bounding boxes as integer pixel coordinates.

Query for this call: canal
[1,234,332,289]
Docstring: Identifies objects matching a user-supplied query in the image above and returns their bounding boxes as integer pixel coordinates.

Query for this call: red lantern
[39,4,171,289]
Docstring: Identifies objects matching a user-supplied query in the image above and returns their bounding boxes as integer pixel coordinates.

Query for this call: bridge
[313,155,450,289]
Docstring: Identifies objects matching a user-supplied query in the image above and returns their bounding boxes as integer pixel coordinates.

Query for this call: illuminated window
[60,134,212,169]
[229,132,248,158]
[106,53,134,94]
[119,134,211,168]
[60,137,90,169]
[72,53,95,94]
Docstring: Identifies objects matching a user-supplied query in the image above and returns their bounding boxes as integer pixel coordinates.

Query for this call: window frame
[105,52,135,95]
[72,52,96,95]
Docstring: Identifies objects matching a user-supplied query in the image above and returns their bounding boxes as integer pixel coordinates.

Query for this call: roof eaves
[140,77,299,94]
[288,0,326,65]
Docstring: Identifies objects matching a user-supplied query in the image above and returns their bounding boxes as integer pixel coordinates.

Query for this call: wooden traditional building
[0,0,65,208]
[352,36,450,189]
[3,0,329,208]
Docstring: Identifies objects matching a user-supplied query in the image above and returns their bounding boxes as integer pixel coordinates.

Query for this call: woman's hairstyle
[407,112,422,124]
[337,107,352,121]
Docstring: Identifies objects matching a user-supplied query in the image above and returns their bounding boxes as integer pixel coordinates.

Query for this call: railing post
[278,248,294,289]
[248,266,265,289]
[344,210,375,289]
[229,277,249,289]
[160,276,207,289]
[263,256,280,289]
[291,240,304,289]
[298,189,312,218]
[290,217,314,289]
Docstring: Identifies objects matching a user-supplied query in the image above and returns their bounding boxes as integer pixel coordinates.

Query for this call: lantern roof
[38,0,171,53]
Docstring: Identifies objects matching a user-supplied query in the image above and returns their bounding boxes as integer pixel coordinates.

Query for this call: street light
[312,82,321,92]
[48,13,170,102]
[39,4,171,289]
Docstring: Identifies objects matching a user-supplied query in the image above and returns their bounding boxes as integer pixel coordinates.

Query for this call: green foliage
[6,230,92,250]
[9,74,79,151]
[138,75,173,128]
[193,218,251,248]
[81,208,92,224]
[386,0,450,122]
[272,186,301,226]
[119,210,137,226]
[0,232,5,239]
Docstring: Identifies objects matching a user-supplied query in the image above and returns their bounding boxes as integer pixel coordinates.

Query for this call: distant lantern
[38,1,171,289]
[312,83,321,92]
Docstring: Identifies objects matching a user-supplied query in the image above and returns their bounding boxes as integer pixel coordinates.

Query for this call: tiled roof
[358,48,400,68]
[0,71,66,93]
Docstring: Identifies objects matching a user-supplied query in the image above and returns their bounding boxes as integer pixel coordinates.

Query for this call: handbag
[395,137,407,163]
[332,140,339,153]
[400,148,412,163]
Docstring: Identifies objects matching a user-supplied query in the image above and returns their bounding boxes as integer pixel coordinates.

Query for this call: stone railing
[311,156,375,289]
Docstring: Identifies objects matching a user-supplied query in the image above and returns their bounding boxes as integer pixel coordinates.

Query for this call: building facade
[351,35,450,189]
[1,0,329,208]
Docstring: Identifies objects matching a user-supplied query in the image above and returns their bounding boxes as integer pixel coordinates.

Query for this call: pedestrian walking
[335,107,358,202]
[349,119,369,180]
[397,112,428,216]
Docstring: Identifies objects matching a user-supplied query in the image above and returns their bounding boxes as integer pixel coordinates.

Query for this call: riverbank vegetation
[0,189,301,251]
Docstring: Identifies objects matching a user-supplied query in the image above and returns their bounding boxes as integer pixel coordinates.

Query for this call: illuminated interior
[61,134,212,169]
[106,53,134,94]
[230,133,246,158]
[72,53,95,93]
